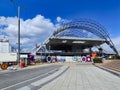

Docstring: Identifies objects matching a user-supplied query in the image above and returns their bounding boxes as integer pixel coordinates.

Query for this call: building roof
[45,37,105,50]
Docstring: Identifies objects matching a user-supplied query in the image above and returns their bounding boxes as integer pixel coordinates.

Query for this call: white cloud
[55,16,70,30]
[99,37,120,53]
[112,37,120,52]
[57,16,62,22]
[0,15,56,51]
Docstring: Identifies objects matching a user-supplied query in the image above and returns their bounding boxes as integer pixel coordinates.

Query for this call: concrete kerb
[0,62,70,73]
[23,62,74,69]
[94,64,120,78]
[0,63,53,74]
[24,63,53,69]
[19,62,74,69]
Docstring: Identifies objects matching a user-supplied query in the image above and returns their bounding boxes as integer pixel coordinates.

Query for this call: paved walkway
[40,64,120,90]
[2,63,120,90]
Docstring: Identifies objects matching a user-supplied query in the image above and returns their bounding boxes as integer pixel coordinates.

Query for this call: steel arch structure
[37,19,119,56]
[54,19,109,39]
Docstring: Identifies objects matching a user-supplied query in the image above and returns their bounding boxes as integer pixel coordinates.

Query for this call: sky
[0,0,120,52]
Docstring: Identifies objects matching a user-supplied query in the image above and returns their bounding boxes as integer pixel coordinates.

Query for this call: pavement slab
[40,64,120,90]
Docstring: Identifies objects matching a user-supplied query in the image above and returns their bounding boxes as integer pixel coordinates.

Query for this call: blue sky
[0,0,120,52]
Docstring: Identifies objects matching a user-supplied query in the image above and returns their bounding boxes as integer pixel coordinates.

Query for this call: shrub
[93,58,103,63]
[114,55,120,59]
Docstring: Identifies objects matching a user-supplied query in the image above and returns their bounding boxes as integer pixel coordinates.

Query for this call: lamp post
[10,0,22,66]
[18,6,21,65]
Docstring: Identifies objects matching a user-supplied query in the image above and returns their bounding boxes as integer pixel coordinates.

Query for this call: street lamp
[10,0,21,65]
[18,6,21,65]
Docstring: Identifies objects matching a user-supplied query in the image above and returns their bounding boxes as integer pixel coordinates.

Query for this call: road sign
[1,63,8,70]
